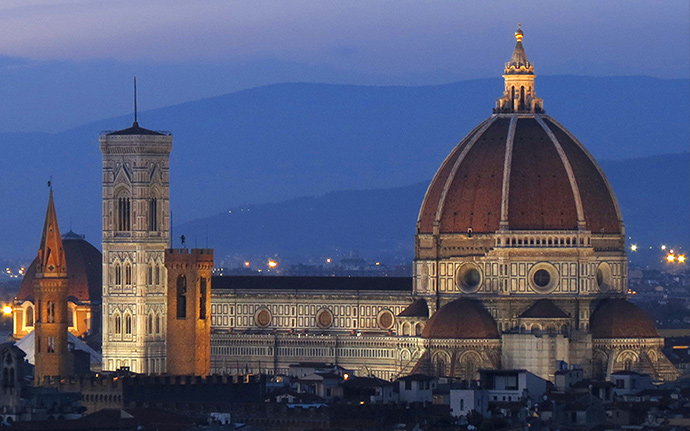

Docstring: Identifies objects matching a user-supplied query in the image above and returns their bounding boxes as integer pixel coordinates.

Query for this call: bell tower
[33,189,69,384]
[100,88,172,374]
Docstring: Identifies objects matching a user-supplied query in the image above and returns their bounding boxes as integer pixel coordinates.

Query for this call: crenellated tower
[100,114,172,374]
[165,248,214,376]
[33,189,70,383]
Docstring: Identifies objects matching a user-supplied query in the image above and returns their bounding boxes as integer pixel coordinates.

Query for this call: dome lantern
[495,25,544,113]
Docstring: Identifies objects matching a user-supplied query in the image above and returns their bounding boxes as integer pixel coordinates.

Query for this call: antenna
[133,76,138,125]
[170,210,173,249]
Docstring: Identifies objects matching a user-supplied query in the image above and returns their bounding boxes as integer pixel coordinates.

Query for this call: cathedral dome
[421,299,499,339]
[417,29,622,236]
[17,231,102,304]
[590,299,659,339]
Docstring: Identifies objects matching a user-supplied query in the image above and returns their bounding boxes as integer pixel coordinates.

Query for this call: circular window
[534,269,550,287]
[528,263,559,293]
[596,262,612,292]
[255,308,272,327]
[456,263,483,293]
[377,309,395,330]
[316,308,333,329]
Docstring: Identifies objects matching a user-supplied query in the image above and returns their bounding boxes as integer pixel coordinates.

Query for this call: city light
[267,261,277,268]
[244,261,251,267]
[326,258,332,263]
[2,306,12,315]
[666,254,675,262]
[661,245,667,250]
[678,255,686,263]
[630,244,638,252]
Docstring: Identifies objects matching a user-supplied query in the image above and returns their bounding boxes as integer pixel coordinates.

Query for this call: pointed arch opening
[176,275,187,319]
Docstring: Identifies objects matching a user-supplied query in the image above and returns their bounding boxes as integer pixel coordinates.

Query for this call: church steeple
[494,24,544,113]
[36,189,67,278]
[33,187,70,384]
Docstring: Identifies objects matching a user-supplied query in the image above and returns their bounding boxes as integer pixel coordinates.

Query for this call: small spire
[494,25,544,114]
[133,76,138,126]
[36,189,67,278]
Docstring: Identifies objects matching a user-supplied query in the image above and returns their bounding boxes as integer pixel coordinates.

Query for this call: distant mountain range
[1,76,688,261]
[176,152,690,267]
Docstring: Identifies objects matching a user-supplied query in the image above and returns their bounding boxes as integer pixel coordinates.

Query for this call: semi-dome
[417,29,622,235]
[17,231,102,303]
[422,299,499,339]
[590,299,659,339]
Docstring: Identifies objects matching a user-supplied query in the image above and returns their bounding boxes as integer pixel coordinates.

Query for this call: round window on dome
[596,262,613,292]
[316,308,333,329]
[528,263,559,293]
[534,270,550,287]
[255,308,272,327]
[377,309,395,330]
[455,263,483,293]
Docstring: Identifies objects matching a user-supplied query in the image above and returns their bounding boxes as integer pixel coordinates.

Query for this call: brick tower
[165,248,213,376]
[33,189,70,384]
[100,114,172,374]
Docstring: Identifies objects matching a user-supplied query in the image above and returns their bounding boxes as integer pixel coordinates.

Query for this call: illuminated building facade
[99,121,172,374]
[209,27,679,382]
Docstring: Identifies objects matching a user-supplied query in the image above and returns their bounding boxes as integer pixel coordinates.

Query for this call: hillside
[1,76,687,259]
[176,153,690,267]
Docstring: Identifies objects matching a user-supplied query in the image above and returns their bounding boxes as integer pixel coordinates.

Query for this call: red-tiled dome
[422,299,499,339]
[417,115,622,234]
[590,299,659,339]
[17,232,102,303]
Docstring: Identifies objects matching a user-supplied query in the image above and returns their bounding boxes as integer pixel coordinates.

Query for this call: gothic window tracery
[114,313,122,335]
[148,197,158,232]
[125,313,133,335]
[46,301,55,323]
[124,263,132,287]
[114,263,122,286]
[117,193,131,231]
[177,275,187,319]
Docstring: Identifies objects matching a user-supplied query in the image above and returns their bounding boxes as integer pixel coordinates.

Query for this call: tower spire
[36,189,67,278]
[133,76,138,126]
[494,25,544,113]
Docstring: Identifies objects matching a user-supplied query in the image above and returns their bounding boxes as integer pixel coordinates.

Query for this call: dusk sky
[0,0,687,132]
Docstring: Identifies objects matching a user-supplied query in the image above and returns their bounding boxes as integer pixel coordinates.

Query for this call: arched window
[199,278,207,320]
[46,301,55,323]
[155,313,161,334]
[155,266,160,285]
[124,263,132,286]
[147,314,153,335]
[117,195,131,231]
[125,314,132,335]
[177,275,187,319]
[147,264,153,285]
[25,305,34,327]
[149,198,158,231]
[114,263,122,286]
[67,307,74,327]
[114,314,122,335]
